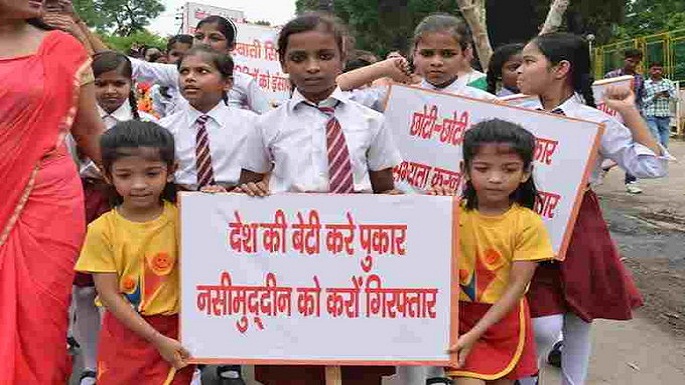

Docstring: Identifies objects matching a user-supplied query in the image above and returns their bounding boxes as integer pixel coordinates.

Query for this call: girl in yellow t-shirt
[431,119,554,384]
[75,121,193,385]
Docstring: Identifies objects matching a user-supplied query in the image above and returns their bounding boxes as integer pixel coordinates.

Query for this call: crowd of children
[0,1,671,385]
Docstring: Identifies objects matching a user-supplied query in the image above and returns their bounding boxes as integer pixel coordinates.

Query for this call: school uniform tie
[538,107,565,116]
[317,105,355,194]
[195,115,215,188]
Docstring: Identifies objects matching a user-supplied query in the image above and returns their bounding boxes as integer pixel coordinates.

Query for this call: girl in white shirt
[336,13,496,112]
[72,51,156,385]
[238,13,401,385]
[130,15,270,115]
[159,45,257,193]
[516,32,668,385]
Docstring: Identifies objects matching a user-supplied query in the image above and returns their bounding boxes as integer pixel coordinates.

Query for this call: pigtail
[222,90,229,106]
[129,90,141,120]
[486,70,499,95]
[511,177,538,211]
[461,180,478,211]
[578,73,596,108]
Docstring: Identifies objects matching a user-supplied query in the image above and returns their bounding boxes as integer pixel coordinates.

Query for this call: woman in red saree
[0,2,104,384]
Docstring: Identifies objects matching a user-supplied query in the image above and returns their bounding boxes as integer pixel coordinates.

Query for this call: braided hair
[92,51,141,120]
[486,43,524,95]
[532,33,596,108]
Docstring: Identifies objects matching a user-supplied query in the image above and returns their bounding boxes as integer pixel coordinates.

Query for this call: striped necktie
[538,107,565,115]
[315,105,355,194]
[195,115,215,188]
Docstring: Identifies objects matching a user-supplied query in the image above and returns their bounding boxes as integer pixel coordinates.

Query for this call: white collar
[187,102,228,126]
[98,102,133,121]
[529,93,585,114]
[420,78,463,94]
[288,86,350,113]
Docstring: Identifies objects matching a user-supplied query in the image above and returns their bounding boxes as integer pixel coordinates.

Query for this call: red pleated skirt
[97,313,195,385]
[446,300,537,380]
[527,190,643,322]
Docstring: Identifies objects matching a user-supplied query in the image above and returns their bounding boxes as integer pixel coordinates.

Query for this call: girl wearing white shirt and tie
[335,13,497,113]
[129,15,270,116]
[516,32,668,385]
[159,45,257,194]
[238,13,401,385]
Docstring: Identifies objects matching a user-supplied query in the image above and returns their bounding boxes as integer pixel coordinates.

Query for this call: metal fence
[593,29,685,83]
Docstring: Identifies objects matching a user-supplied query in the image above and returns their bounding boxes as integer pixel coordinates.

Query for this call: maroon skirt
[527,190,643,322]
[73,179,111,287]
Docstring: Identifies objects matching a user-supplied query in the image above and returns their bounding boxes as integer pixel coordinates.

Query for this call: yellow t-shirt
[75,201,180,316]
[459,204,553,304]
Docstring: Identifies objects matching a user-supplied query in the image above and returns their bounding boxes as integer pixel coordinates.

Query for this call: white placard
[501,75,635,122]
[183,2,246,28]
[384,85,604,259]
[180,193,458,366]
[183,3,290,106]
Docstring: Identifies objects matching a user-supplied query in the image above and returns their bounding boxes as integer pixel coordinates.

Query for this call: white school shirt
[417,78,497,101]
[345,78,497,112]
[160,102,258,189]
[242,87,403,193]
[75,103,157,178]
[130,58,271,114]
[525,94,670,184]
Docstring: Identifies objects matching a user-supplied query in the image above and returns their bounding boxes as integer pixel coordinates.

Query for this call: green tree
[102,28,167,53]
[296,0,319,13]
[618,0,685,38]
[74,0,165,36]
[294,0,626,60]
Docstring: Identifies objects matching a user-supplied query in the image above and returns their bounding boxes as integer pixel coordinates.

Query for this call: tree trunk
[456,0,493,70]
[539,0,571,35]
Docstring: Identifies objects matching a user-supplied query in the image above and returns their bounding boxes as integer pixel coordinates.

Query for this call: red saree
[0,31,91,384]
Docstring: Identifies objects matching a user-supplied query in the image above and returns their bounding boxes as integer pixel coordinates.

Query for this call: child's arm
[604,85,662,155]
[448,261,537,368]
[93,272,190,369]
[53,0,108,53]
[337,58,411,91]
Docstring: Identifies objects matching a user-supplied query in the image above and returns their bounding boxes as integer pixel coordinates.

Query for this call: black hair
[178,45,234,106]
[167,34,194,52]
[277,12,347,63]
[624,48,643,60]
[27,18,53,30]
[413,13,472,52]
[344,57,373,72]
[92,51,141,120]
[344,49,379,72]
[462,119,538,211]
[101,120,177,205]
[650,61,664,68]
[145,49,164,63]
[532,33,596,108]
[486,43,524,94]
[196,15,238,46]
